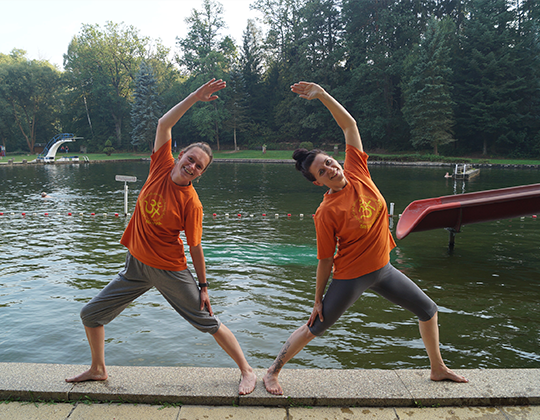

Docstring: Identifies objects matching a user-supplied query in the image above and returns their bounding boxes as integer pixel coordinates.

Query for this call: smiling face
[170,147,210,186]
[309,153,347,193]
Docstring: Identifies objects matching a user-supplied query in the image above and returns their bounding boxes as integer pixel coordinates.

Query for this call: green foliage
[0,0,539,159]
[452,0,534,156]
[0,52,62,152]
[176,0,233,77]
[369,153,472,164]
[63,22,170,150]
[402,16,456,155]
[102,137,115,156]
[130,62,161,152]
[299,141,313,150]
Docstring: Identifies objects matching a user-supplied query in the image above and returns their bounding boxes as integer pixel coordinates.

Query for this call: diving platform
[36,133,83,163]
[452,163,480,179]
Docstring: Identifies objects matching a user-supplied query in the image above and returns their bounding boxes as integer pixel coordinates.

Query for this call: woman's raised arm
[291,82,362,152]
[154,79,226,153]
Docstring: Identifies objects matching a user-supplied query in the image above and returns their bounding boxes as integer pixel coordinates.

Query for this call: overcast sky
[0,0,262,69]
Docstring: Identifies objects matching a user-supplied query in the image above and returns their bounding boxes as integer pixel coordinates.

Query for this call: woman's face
[170,147,210,186]
[309,153,346,191]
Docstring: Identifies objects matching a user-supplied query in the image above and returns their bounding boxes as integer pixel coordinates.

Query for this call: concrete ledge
[0,363,538,408]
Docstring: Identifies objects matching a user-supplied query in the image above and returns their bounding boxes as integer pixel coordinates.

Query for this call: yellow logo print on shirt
[141,192,166,226]
[352,195,382,229]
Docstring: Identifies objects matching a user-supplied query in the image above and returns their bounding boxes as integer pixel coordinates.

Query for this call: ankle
[266,366,280,377]
[241,366,254,376]
[90,364,107,375]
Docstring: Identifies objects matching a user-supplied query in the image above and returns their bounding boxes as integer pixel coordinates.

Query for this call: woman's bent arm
[189,243,213,316]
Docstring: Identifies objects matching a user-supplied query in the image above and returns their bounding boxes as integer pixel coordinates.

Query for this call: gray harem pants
[80,252,221,334]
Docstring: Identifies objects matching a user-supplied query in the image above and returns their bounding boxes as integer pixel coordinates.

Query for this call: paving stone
[395,406,508,419]
[68,402,180,419]
[0,401,73,420]
[178,405,287,419]
[241,368,412,407]
[395,368,540,407]
[290,406,398,419]
[68,365,240,405]
[0,363,74,401]
[500,405,540,420]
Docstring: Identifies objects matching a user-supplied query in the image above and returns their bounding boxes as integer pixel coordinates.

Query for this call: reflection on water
[1,161,539,370]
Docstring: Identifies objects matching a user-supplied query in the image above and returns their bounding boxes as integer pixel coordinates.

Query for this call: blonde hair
[180,142,213,170]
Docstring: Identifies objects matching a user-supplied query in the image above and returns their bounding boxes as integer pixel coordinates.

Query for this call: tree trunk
[213,102,220,151]
[112,113,122,147]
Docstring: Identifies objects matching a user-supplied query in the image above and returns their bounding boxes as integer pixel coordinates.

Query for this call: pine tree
[224,68,250,150]
[402,16,456,155]
[452,0,525,156]
[130,61,161,152]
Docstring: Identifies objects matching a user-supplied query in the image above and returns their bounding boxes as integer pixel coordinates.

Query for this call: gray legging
[308,262,437,336]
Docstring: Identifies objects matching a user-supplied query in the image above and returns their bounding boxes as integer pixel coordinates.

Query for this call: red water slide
[396,183,540,240]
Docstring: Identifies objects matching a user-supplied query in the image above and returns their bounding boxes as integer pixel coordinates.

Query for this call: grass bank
[2,150,540,166]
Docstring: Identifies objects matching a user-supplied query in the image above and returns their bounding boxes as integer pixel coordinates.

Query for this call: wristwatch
[198,282,209,288]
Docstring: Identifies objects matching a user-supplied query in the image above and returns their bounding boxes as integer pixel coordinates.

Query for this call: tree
[131,61,162,151]
[103,137,115,155]
[452,0,526,155]
[64,22,168,150]
[176,0,235,149]
[176,0,235,77]
[252,0,306,140]
[402,16,456,155]
[298,0,344,83]
[0,50,62,153]
[341,0,430,151]
[513,0,540,157]
[224,68,250,150]
[252,0,305,65]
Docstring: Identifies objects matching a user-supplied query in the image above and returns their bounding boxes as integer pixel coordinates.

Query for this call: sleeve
[314,211,337,260]
[149,139,175,177]
[344,145,371,180]
[184,200,203,247]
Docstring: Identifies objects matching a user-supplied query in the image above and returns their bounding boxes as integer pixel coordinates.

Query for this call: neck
[329,179,347,194]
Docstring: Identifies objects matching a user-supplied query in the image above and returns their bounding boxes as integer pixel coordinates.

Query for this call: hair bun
[292,148,309,171]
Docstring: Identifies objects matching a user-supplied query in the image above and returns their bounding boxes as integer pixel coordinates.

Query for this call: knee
[420,306,438,323]
[80,303,101,328]
[80,304,90,323]
[300,324,318,340]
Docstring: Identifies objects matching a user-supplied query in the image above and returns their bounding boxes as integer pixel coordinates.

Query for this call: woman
[263,82,468,395]
[66,79,257,395]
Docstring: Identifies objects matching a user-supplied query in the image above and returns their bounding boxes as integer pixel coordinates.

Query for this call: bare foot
[263,371,283,395]
[431,366,468,383]
[65,368,108,383]
[239,370,257,395]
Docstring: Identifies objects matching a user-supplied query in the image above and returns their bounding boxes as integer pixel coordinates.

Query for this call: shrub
[102,138,115,156]
[299,141,313,150]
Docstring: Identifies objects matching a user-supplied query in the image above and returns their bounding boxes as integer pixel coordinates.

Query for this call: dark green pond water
[1,160,539,371]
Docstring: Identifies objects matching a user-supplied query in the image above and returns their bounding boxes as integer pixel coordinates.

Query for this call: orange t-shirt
[314,145,396,280]
[120,140,203,271]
